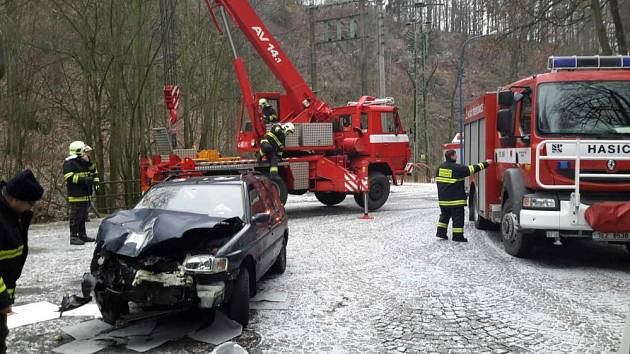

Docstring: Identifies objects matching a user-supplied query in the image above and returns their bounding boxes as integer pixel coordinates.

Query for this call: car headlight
[183,255,228,274]
[522,196,557,210]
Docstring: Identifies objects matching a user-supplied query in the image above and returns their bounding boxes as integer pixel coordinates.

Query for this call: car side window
[262,180,280,212]
[249,185,266,215]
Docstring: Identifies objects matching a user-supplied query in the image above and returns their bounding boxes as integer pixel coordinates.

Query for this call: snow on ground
[6,183,630,353]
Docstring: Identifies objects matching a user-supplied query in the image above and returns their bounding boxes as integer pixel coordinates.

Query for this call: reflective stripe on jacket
[63,157,99,202]
[436,160,488,208]
[0,185,33,309]
[262,124,286,151]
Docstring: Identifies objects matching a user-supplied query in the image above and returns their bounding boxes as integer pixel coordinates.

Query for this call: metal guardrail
[92,179,142,215]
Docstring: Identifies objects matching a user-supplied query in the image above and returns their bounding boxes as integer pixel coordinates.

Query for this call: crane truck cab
[465,55,630,257]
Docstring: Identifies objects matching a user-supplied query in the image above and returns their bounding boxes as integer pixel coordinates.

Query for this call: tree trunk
[608,0,628,54]
[590,0,612,55]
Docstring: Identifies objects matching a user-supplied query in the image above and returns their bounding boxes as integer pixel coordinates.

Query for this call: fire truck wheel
[315,191,346,206]
[471,191,498,230]
[353,171,390,211]
[500,199,533,257]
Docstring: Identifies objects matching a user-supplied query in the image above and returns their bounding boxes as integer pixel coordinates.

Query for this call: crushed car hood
[97,208,243,258]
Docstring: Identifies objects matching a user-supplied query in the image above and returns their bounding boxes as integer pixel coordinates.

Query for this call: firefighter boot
[79,234,95,243]
[79,223,95,242]
[70,234,85,246]
[452,235,468,242]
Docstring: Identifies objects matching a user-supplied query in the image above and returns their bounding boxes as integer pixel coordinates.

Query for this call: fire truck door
[370,111,408,164]
[496,94,518,179]
[514,91,533,180]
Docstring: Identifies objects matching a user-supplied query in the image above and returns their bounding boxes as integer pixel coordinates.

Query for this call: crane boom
[209,0,331,124]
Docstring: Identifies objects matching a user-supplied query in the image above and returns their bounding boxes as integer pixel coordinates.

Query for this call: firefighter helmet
[258,98,270,107]
[69,141,92,156]
[282,123,296,134]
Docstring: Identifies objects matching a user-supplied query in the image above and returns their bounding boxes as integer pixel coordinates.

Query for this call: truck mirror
[497,109,513,136]
[498,90,514,106]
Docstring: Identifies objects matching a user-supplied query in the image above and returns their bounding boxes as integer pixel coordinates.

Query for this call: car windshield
[537,81,630,135]
[135,184,244,219]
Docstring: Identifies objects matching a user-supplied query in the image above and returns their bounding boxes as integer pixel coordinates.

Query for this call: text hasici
[587,144,630,154]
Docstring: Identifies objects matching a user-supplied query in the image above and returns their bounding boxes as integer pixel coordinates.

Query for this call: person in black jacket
[259,98,278,125]
[256,123,295,179]
[0,169,44,354]
[436,150,492,242]
[63,141,100,245]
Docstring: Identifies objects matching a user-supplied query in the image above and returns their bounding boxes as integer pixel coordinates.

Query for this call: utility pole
[377,0,386,97]
[309,2,317,91]
[359,0,368,95]
[421,20,429,165]
[412,20,419,164]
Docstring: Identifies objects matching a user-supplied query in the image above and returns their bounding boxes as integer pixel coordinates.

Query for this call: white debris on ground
[5,183,630,353]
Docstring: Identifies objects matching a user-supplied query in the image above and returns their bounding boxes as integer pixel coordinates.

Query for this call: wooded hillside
[0,0,627,219]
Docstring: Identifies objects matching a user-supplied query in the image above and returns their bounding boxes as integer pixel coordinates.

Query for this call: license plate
[593,232,630,241]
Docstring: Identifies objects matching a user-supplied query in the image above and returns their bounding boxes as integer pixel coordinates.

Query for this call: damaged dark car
[86,173,288,327]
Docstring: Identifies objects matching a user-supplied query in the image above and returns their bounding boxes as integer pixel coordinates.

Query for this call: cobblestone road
[6,183,630,353]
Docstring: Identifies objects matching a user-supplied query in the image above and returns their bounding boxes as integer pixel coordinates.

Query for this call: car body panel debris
[52,338,112,354]
[7,301,59,329]
[61,319,113,340]
[188,311,243,345]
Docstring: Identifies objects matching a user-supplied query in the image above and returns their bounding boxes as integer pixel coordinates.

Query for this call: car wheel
[270,177,288,205]
[228,266,250,327]
[353,171,390,211]
[315,191,346,206]
[500,198,533,257]
[95,290,129,325]
[90,243,103,275]
[269,234,287,274]
[472,191,498,231]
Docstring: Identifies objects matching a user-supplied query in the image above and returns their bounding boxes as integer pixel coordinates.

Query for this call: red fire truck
[465,55,630,257]
[141,0,411,211]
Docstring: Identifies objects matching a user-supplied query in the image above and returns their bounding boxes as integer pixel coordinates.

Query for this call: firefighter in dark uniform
[259,98,278,124]
[256,123,295,178]
[436,150,492,242]
[63,141,100,245]
[0,170,44,353]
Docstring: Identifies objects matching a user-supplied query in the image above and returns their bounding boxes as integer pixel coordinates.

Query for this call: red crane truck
[465,56,630,257]
[141,0,411,211]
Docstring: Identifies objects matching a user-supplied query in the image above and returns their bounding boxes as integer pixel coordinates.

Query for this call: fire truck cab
[465,56,630,257]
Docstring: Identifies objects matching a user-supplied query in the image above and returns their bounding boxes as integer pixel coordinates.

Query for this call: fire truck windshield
[537,81,630,136]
